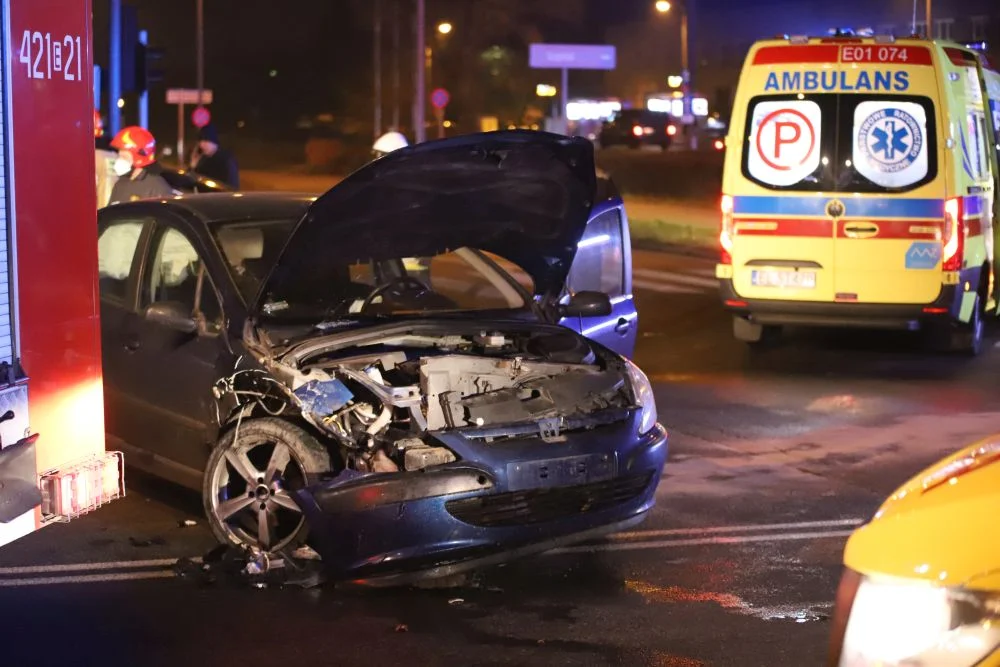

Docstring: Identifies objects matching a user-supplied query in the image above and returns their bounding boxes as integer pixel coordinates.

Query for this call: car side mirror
[559,290,612,318]
[145,301,199,334]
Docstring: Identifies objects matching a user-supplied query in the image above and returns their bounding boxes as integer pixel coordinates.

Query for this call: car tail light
[714,138,725,150]
[632,125,644,137]
[942,196,964,271]
[667,125,677,136]
[39,451,124,523]
[720,194,734,264]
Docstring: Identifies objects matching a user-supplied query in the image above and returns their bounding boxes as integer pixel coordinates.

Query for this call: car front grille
[444,471,654,528]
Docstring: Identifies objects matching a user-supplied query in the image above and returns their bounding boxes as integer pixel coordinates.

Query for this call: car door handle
[615,317,631,334]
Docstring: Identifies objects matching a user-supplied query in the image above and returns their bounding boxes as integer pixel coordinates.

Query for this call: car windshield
[212,219,533,321]
[741,93,938,193]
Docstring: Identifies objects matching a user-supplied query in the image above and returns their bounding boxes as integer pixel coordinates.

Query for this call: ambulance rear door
[830,42,945,306]
[728,43,839,304]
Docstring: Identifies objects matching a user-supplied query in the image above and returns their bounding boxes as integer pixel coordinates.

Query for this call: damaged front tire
[203,418,331,554]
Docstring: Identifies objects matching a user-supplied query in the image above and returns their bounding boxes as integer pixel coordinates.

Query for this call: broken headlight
[624,359,657,435]
[837,574,1000,666]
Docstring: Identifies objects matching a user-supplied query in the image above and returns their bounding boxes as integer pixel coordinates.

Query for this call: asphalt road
[3,247,1000,667]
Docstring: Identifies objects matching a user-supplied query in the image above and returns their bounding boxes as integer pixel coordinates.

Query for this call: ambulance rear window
[741,93,937,193]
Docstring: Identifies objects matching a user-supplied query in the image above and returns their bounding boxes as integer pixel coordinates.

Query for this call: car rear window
[741,93,938,193]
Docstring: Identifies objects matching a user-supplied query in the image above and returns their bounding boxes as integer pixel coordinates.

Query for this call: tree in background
[442,0,586,127]
[355,0,586,135]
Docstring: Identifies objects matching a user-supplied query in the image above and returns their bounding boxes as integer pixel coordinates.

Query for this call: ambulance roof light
[789,35,809,44]
[874,34,896,44]
[827,27,856,37]
[855,27,875,37]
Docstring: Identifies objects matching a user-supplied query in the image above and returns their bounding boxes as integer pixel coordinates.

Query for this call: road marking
[0,557,184,576]
[547,529,857,555]
[0,570,177,587]
[633,267,719,289]
[0,520,862,586]
[612,517,864,540]
[689,266,719,279]
[633,278,703,295]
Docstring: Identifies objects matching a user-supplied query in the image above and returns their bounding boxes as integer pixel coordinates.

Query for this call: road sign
[166,88,213,105]
[529,44,616,70]
[191,106,211,128]
[746,100,822,187]
[431,88,450,110]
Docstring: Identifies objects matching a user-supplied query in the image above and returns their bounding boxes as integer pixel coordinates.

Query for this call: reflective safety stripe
[732,196,945,219]
[733,217,832,237]
[835,220,940,240]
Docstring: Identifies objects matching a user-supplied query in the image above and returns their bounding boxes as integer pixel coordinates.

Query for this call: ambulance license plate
[751,269,816,289]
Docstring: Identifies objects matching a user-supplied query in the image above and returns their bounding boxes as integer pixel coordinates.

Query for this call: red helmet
[111,126,156,168]
[94,110,104,138]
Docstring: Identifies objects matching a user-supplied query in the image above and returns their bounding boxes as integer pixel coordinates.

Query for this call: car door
[563,201,638,358]
[117,214,234,488]
[98,212,155,453]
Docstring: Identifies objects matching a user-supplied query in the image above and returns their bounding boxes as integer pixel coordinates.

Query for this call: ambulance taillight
[720,194,734,264]
[942,197,964,272]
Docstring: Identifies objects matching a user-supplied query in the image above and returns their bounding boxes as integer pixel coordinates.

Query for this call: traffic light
[118,3,164,94]
[135,43,165,92]
[120,3,138,92]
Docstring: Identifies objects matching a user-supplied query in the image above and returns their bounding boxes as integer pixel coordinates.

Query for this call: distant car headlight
[624,359,657,435]
[837,574,1000,666]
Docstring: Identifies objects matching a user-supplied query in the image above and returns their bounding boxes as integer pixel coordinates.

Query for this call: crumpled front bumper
[291,416,668,585]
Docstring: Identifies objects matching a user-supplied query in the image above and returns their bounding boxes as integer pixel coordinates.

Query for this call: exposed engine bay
[218,327,634,476]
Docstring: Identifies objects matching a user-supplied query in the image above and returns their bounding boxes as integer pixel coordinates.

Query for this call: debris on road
[174,543,326,590]
[394,624,409,633]
[179,519,198,527]
[447,598,464,606]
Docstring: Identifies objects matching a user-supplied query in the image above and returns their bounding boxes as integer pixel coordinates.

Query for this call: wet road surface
[3,247,999,666]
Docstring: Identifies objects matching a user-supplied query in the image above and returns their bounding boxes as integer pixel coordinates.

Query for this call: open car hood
[253,130,597,316]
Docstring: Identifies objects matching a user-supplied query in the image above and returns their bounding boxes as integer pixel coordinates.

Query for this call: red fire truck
[0,0,121,549]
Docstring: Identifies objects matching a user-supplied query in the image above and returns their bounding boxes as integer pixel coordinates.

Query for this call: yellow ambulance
[717,35,1000,354]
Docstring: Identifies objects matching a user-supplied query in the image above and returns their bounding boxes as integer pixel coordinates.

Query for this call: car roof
[140,191,316,225]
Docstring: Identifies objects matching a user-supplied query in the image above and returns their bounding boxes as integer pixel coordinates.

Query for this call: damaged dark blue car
[98,130,667,585]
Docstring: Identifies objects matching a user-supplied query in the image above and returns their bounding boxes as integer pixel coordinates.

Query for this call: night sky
[92,0,736,141]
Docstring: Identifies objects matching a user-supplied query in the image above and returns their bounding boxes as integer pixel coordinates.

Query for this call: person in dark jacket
[190,124,240,188]
[108,126,175,205]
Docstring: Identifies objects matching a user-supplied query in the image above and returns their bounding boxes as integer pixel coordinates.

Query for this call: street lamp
[654,0,695,148]
[427,22,454,139]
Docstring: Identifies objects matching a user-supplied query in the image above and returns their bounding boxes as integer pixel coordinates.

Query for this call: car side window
[566,208,625,298]
[98,219,146,303]
[144,227,223,334]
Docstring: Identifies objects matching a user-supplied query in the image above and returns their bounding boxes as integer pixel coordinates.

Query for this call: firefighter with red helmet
[108,126,174,205]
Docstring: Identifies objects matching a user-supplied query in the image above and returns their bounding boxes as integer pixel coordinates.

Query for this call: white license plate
[751,269,816,289]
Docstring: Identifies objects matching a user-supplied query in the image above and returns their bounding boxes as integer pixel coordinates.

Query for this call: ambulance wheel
[203,418,331,554]
[733,316,781,346]
[951,294,985,357]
